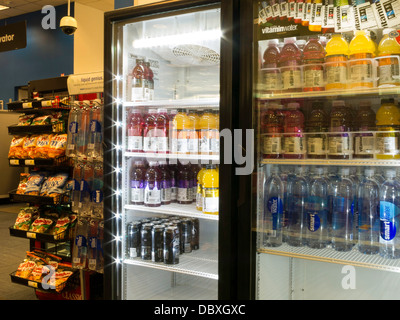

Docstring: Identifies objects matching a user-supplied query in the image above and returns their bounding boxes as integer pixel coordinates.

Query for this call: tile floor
[0,203,38,300]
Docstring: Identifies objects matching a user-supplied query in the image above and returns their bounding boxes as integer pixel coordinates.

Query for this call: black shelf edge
[9,226,72,243]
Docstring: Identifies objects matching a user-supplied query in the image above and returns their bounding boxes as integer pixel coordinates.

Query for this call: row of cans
[126,216,200,265]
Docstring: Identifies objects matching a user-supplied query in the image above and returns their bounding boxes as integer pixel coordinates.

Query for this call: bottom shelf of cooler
[258,242,400,273]
[123,248,218,280]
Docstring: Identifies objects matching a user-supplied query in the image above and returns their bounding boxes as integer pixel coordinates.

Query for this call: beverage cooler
[241,0,400,300]
[103,0,239,300]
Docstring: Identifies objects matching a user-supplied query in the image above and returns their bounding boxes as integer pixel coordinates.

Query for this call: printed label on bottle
[350,63,373,83]
[328,135,351,155]
[129,248,138,258]
[267,196,282,231]
[196,185,203,208]
[380,200,397,241]
[379,63,400,85]
[200,130,219,153]
[128,136,143,151]
[284,136,305,154]
[307,136,326,155]
[263,136,282,154]
[131,180,144,202]
[156,137,168,152]
[132,85,144,101]
[177,180,192,201]
[144,181,161,205]
[264,71,281,91]
[304,69,324,88]
[376,136,399,154]
[306,196,326,232]
[282,69,301,89]
[354,135,374,155]
[160,180,171,202]
[203,188,219,213]
[326,65,347,84]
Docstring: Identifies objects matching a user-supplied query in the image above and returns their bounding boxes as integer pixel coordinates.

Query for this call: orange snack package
[8,136,25,159]
[23,135,39,159]
[35,134,53,159]
[48,134,67,158]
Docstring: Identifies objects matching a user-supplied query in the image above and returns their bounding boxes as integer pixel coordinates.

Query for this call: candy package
[16,173,30,194]
[47,134,67,158]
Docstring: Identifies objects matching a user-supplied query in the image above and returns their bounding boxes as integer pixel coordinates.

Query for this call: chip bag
[8,136,25,159]
[13,207,39,231]
[23,135,39,159]
[15,260,36,279]
[47,134,67,158]
[32,115,51,126]
[17,114,35,126]
[54,216,70,236]
[24,172,46,195]
[34,134,53,159]
[16,173,30,194]
[29,217,54,233]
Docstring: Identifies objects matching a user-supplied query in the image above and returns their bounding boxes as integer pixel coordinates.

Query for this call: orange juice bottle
[188,110,200,154]
[199,109,219,155]
[196,166,206,211]
[172,108,189,154]
[376,98,400,159]
[348,30,376,89]
[325,34,349,91]
[378,28,400,88]
[202,164,219,215]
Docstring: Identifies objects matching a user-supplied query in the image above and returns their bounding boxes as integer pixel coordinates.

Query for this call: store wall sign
[0,21,27,53]
[67,72,104,95]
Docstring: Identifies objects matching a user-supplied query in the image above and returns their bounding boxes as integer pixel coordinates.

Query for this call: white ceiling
[0,0,114,20]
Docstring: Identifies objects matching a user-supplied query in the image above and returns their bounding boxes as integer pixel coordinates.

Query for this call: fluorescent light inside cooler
[0,5,9,10]
[133,29,222,48]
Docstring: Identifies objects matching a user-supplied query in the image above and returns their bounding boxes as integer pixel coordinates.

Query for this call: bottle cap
[315,167,323,175]
[381,98,395,104]
[287,102,300,109]
[284,37,296,44]
[364,169,374,177]
[268,39,279,46]
[341,168,350,175]
[383,28,396,36]
[332,100,346,107]
[157,108,167,113]
[149,109,157,113]
[385,169,396,178]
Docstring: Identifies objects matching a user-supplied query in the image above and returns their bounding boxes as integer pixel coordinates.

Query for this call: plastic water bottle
[71,160,83,214]
[79,160,94,217]
[327,167,340,242]
[72,217,89,269]
[87,99,103,161]
[358,168,380,255]
[263,166,284,247]
[379,169,400,259]
[332,167,354,252]
[287,166,308,247]
[91,160,104,219]
[66,102,81,158]
[77,101,91,159]
[306,167,329,249]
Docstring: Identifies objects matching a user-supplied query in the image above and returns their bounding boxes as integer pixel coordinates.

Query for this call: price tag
[27,281,38,288]
[9,159,19,165]
[26,232,36,239]
[22,102,32,109]
[25,159,35,166]
[41,100,52,107]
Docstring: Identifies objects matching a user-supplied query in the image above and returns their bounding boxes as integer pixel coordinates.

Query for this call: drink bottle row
[127,108,219,155]
[130,159,219,215]
[261,98,400,159]
[126,216,200,265]
[260,29,400,93]
[263,165,400,259]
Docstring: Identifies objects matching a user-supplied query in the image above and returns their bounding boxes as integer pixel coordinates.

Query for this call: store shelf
[9,191,69,205]
[256,86,400,101]
[258,243,400,274]
[125,203,219,221]
[123,97,219,108]
[260,158,400,167]
[124,151,219,162]
[9,226,72,242]
[124,248,218,280]
[7,100,70,112]
[9,156,70,167]
[8,123,65,135]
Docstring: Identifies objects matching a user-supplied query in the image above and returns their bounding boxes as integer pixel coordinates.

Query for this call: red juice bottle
[130,160,145,205]
[131,58,145,101]
[144,160,161,207]
[143,109,157,153]
[127,109,144,152]
[261,104,284,159]
[144,61,154,101]
[283,102,306,159]
[154,108,169,154]
[262,39,281,93]
[303,37,325,92]
[328,100,353,159]
[279,37,302,92]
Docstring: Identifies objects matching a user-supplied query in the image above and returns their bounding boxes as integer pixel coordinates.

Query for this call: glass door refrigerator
[242,0,400,300]
[103,0,239,300]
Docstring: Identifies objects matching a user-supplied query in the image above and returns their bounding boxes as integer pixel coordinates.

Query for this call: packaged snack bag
[47,173,69,197]
[29,217,54,233]
[32,115,51,125]
[13,207,39,231]
[15,260,36,278]
[16,173,30,194]
[47,134,67,158]
[34,134,53,159]
[54,216,70,236]
[30,265,50,282]
[23,135,39,159]
[17,114,35,126]
[8,136,25,159]
[24,172,46,195]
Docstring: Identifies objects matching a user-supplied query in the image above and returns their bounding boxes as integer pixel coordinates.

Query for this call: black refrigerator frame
[103,0,241,300]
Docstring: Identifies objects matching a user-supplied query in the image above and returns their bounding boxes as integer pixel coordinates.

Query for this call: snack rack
[6,76,79,298]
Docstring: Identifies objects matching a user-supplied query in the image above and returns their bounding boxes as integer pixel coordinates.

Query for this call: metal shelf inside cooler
[123,97,219,108]
[258,243,400,274]
[260,159,400,167]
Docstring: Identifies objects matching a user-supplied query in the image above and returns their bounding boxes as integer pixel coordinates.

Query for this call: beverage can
[164,226,180,264]
[151,225,164,262]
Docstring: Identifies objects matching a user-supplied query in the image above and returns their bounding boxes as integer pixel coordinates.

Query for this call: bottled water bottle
[87,99,103,161]
[71,160,83,214]
[77,101,90,159]
[66,102,81,158]
[306,167,329,249]
[263,166,284,247]
[358,168,380,255]
[287,166,308,247]
[379,169,400,259]
[91,160,104,219]
[72,217,89,269]
[332,167,354,252]
[79,160,94,217]
[327,167,340,243]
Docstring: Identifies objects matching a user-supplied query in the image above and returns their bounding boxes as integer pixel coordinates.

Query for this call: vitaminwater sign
[0,21,27,53]
[67,72,104,95]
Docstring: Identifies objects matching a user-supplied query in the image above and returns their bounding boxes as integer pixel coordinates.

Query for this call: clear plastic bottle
[279,37,302,92]
[306,167,329,249]
[287,166,308,246]
[71,160,83,214]
[353,101,376,159]
[379,169,400,259]
[358,168,380,255]
[159,160,171,205]
[66,102,81,158]
[262,39,281,93]
[79,160,94,217]
[87,99,103,161]
[130,160,145,205]
[91,160,104,219]
[283,102,306,159]
[127,110,144,153]
[263,166,284,247]
[143,109,157,153]
[306,101,328,159]
[376,98,400,159]
[332,167,354,252]
[144,161,162,207]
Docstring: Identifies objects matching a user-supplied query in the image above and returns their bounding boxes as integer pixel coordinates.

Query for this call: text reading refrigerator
[244,0,400,300]
[103,0,239,300]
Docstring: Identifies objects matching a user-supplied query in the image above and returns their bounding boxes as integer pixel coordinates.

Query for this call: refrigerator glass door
[110,4,221,300]
[253,0,400,299]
